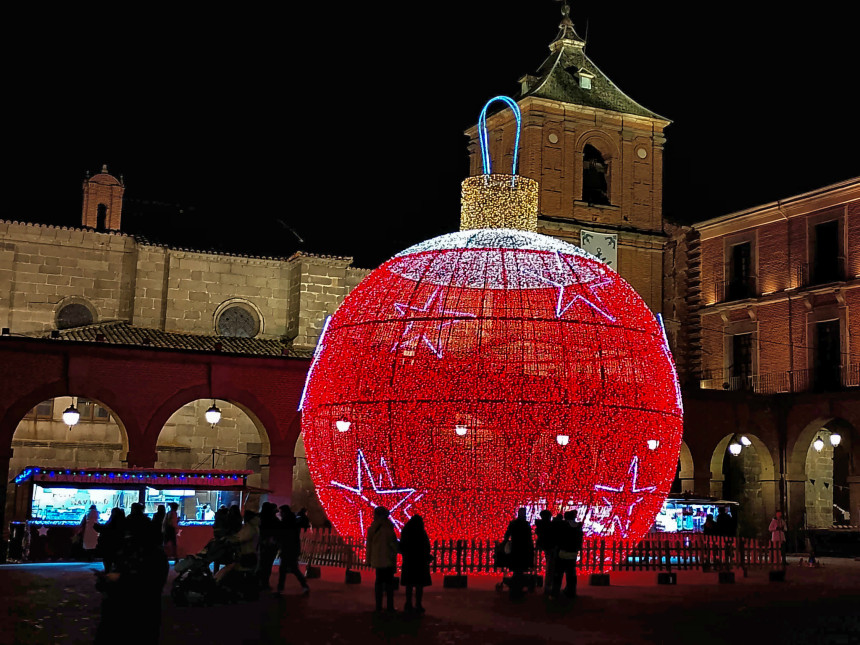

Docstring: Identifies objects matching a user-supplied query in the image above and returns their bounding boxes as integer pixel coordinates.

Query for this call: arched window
[582,144,610,205]
[96,204,108,231]
[56,303,94,329]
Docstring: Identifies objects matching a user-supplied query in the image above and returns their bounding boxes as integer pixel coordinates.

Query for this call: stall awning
[13,466,253,490]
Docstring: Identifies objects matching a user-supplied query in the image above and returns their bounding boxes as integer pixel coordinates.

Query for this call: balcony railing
[795,258,848,288]
[699,364,859,394]
[712,272,757,303]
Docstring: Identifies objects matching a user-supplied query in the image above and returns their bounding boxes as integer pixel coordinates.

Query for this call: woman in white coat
[81,505,100,559]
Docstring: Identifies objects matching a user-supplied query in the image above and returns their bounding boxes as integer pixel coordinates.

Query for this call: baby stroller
[171,537,235,606]
[493,541,538,594]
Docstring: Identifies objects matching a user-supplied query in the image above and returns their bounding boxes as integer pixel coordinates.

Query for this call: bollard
[304,565,322,579]
[768,570,786,582]
[718,571,735,584]
[443,574,468,588]
[657,572,677,585]
[345,569,362,584]
[589,573,610,586]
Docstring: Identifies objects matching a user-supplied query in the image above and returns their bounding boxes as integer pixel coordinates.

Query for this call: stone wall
[805,441,834,528]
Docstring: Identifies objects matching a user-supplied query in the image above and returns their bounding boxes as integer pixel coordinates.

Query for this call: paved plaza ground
[1,558,859,645]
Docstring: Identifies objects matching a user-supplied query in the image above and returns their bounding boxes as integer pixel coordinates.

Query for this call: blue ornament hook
[478,96,522,175]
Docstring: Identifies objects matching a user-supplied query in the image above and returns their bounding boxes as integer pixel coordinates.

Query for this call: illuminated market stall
[652,497,739,534]
[8,466,256,561]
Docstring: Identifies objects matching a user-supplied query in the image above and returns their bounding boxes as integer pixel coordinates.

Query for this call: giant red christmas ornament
[300,228,683,544]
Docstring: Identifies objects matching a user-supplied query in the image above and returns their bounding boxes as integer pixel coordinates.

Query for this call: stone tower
[82,164,124,231]
[465,4,670,311]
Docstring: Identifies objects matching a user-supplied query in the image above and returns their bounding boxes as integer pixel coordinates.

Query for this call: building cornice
[693,178,860,241]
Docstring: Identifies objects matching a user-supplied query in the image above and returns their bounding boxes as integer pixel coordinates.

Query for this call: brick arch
[0,380,135,459]
[574,129,620,206]
[709,432,776,482]
[575,130,619,161]
[144,384,282,463]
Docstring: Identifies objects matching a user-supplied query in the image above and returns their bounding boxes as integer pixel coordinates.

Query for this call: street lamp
[205,401,222,426]
[740,435,752,447]
[455,425,468,437]
[728,441,743,456]
[62,404,80,429]
[812,436,825,452]
[336,418,351,432]
[647,439,659,450]
[829,432,842,447]
[556,434,570,446]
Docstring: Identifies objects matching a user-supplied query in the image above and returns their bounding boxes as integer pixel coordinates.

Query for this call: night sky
[6,4,859,268]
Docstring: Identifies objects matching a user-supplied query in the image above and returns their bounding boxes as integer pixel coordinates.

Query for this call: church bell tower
[82,164,125,231]
[465,3,670,311]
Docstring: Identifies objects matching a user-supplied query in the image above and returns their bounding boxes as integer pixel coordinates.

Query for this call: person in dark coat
[551,511,583,599]
[151,505,166,546]
[212,505,229,573]
[226,504,243,536]
[125,503,151,542]
[94,508,126,573]
[399,514,432,612]
[503,507,534,599]
[258,502,281,589]
[296,508,311,530]
[534,510,557,597]
[716,506,735,537]
[94,529,168,644]
[275,505,309,595]
[702,514,717,536]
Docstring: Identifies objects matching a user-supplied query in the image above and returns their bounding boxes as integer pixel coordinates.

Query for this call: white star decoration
[524,251,615,321]
[392,289,476,359]
[331,450,421,535]
[594,456,656,537]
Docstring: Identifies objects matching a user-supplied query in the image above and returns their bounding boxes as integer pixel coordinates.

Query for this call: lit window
[579,75,592,90]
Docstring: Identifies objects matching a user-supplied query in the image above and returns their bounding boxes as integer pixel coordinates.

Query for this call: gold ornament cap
[460,96,539,233]
[460,174,538,232]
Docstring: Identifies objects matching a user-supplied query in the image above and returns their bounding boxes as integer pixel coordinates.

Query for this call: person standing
[275,505,310,596]
[503,508,534,600]
[163,502,180,560]
[94,508,125,573]
[534,510,556,597]
[80,505,100,560]
[258,502,281,590]
[552,511,583,599]
[151,505,166,547]
[399,515,432,612]
[769,510,788,564]
[366,506,399,612]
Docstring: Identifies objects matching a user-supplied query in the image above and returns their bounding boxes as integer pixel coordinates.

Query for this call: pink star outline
[331,450,423,535]
[594,456,656,537]
[524,251,616,321]
[392,289,476,359]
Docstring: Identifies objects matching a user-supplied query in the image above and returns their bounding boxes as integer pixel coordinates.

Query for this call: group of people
[701,506,738,537]
[519,508,584,601]
[79,502,180,570]
[216,502,311,595]
[366,507,433,613]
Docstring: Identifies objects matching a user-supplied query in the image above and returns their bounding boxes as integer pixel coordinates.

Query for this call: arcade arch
[292,433,327,527]
[155,399,271,492]
[6,396,129,526]
[791,417,856,529]
[671,441,694,494]
[709,433,776,538]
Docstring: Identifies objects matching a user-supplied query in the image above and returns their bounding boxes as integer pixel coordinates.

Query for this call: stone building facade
[0,168,368,525]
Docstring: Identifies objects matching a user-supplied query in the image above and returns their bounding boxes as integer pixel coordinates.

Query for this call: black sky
[5,4,859,268]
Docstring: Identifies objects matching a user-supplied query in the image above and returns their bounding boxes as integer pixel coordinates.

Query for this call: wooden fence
[300,530,784,575]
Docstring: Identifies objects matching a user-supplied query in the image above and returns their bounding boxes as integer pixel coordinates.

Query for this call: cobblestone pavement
[1,558,859,645]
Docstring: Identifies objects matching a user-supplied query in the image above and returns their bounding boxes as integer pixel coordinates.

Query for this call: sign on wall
[580,230,618,268]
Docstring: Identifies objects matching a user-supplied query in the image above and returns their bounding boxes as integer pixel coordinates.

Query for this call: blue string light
[478,96,522,175]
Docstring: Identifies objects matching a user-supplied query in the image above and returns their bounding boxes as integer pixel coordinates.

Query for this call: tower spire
[550,0,585,52]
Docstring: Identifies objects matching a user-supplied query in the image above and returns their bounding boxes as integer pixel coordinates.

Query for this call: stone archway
[155,398,272,491]
[671,441,695,494]
[710,433,776,538]
[5,391,131,528]
[790,416,857,529]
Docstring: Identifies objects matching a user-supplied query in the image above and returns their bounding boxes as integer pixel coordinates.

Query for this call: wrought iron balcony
[699,364,859,394]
